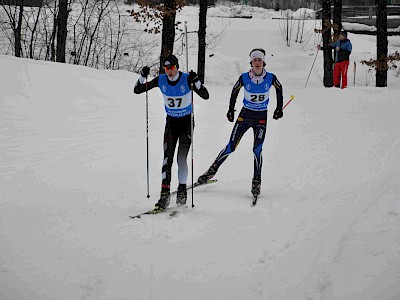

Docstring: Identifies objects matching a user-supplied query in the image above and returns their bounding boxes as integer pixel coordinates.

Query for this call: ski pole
[283,95,295,110]
[353,62,356,87]
[305,48,319,88]
[190,76,195,208]
[145,78,150,199]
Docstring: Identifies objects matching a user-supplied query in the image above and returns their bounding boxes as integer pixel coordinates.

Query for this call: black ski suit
[134,72,209,190]
[211,71,283,180]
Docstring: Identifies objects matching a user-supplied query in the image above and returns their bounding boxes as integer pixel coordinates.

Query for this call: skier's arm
[228,76,244,111]
[272,75,283,109]
[272,75,284,120]
[192,79,210,100]
[134,76,159,94]
[318,40,338,51]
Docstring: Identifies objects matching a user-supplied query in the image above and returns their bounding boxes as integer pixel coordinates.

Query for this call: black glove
[273,108,283,120]
[141,66,150,78]
[188,70,199,84]
[226,109,235,122]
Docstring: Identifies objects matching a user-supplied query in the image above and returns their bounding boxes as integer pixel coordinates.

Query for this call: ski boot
[155,187,170,211]
[251,177,261,197]
[176,184,187,206]
[197,164,218,184]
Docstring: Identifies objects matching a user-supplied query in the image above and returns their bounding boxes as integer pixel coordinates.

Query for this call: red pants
[333,60,349,89]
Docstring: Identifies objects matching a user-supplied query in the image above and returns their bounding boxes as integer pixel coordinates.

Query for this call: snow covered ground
[1,5,400,300]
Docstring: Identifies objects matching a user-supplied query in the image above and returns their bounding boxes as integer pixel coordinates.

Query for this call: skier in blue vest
[197,48,283,197]
[134,55,209,210]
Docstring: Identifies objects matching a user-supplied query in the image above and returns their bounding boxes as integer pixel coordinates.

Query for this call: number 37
[167,98,183,107]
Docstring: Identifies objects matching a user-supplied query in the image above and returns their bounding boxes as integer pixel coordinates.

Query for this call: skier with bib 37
[197,48,283,198]
[134,55,209,210]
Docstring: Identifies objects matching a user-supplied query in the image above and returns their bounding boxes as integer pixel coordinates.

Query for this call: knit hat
[163,55,179,69]
[340,30,348,38]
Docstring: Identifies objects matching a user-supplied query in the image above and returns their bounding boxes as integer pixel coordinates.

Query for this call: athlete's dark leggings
[161,115,192,188]
[212,108,267,179]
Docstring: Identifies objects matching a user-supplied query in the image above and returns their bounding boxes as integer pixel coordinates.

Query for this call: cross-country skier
[197,48,283,198]
[134,55,209,210]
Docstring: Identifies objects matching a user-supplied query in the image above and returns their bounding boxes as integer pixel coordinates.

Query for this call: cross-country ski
[129,180,217,218]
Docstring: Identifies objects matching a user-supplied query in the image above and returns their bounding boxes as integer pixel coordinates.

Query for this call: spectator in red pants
[318,31,352,89]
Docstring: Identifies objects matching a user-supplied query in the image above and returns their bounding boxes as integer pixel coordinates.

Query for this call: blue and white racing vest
[158,73,192,117]
[242,72,274,111]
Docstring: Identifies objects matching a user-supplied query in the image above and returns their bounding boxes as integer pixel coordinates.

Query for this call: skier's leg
[333,62,341,88]
[177,131,191,185]
[341,60,349,89]
[161,127,178,187]
[176,131,190,205]
[251,120,267,196]
[214,118,249,167]
[197,117,249,183]
[172,117,191,205]
[157,125,178,208]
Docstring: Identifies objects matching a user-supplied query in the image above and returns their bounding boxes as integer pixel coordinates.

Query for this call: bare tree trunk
[56,0,69,63]
[375,0,387,87]
[29,5,42,59]
[1,3,24,57]
[286,12,289,46]
[322,0,333,87]
[84,0,111,66]
[333,0,342,41]
[50,0,58,61]
[159,0,176,74]
[197,0,207,82]
[15,2,24,57]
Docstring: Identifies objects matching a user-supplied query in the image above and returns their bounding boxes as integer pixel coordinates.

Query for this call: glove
[188,70,199,84]
[273,108,283,120]
[141,66,150,78]
[226,109,235,122]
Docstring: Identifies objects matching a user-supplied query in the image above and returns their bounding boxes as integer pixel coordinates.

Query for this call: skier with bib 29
[134,55,209,210]
[197,48,283,198]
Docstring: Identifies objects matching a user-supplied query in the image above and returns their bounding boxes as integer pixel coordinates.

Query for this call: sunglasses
[164,65,176,71]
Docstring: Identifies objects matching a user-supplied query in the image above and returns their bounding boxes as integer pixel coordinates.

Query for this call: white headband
[250,50,265,62]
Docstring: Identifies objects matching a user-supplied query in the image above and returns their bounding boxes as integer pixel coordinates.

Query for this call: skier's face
[252,58,264,74]
[164,65,178,78]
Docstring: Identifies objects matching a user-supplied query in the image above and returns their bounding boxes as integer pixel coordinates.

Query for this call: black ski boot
[176,184,187,206]
[251,178,261,197]
[155,187,170,210]
[197,164,218,184]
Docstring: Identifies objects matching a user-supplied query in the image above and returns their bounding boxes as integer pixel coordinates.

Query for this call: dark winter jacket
[321,38,352,62]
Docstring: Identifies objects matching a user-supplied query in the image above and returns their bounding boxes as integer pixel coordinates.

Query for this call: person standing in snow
[317,30,352,89]
[197,48,283,198]
[134,55,209,210]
